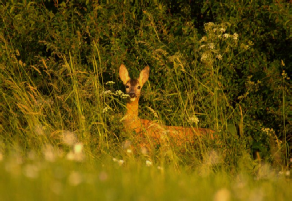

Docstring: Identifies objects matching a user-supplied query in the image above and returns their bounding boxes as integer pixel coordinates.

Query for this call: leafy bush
[0,0,291,167]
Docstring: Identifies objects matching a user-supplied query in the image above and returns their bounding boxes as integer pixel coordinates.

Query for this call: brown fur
[119,64,214,152]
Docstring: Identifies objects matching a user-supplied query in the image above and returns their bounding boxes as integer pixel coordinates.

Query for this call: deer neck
[125,98,140,120]
[121,97,142,132]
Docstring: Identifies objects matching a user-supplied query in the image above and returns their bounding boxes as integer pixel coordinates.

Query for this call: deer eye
[137,86,141,89]
[126,85,129,88]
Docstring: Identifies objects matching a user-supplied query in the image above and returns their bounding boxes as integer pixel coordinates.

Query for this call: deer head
[119,64,150,102]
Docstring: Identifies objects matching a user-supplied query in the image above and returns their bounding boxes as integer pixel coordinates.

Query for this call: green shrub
[0,0,291,167]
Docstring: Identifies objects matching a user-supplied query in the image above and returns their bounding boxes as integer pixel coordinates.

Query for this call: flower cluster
[102,88,129,99]
[113,158,125,166]
[115,90,129,98]
[261,128,275,136]
[66,143,85,162]
[62,130,85,162]
[102,106,111,113]
[106,81,115,85]
[188,115,199,124]
[261,127,282,148]
[102,90,112,95]
[199,22,253,66]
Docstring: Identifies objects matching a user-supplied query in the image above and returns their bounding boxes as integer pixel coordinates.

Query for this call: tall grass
[0,145,291,200]
[0,1,291,200]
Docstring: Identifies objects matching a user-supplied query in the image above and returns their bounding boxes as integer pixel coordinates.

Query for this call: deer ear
[139,66,150,86]
[119,64,131,85]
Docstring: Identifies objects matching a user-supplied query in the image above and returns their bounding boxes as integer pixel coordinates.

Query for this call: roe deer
[119,64,214,152]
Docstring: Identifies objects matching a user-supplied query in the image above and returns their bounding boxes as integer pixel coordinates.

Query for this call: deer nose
[129,93,136,98]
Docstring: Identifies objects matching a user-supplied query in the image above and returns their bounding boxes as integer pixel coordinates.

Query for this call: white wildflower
[121,94,130,98]
[65,143,85,162]
[201,53,209,62]
[62,131,78,146]
[118,160,124,166]
[200,36,207,42]
[188,115,199,124]
[204,150,221,165]
[219,27,226,33]
[233,33,238,40]
[112,157,125,166]
[74,143,83,154]
[126,149,132,153]
[216,54,222,60]
[122,140,132,149]
[146,160,153,166]
[102,90,112,95]
[141,146,148,155]
[66,151,75,161]
[106,81,115,85]
[205,22,214,28]
[223,33,230,38]
[115,90,124,96]
[261,128,275,137]
[102,106,110,113]
[257,163,275,180]
[34,124,45,135]
[43,144,56,162]
[208,43,215,50]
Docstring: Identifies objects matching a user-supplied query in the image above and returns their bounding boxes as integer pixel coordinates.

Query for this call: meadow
[0,1,291,200]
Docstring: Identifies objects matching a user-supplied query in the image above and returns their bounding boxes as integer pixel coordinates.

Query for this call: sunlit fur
[119,64,214,152]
